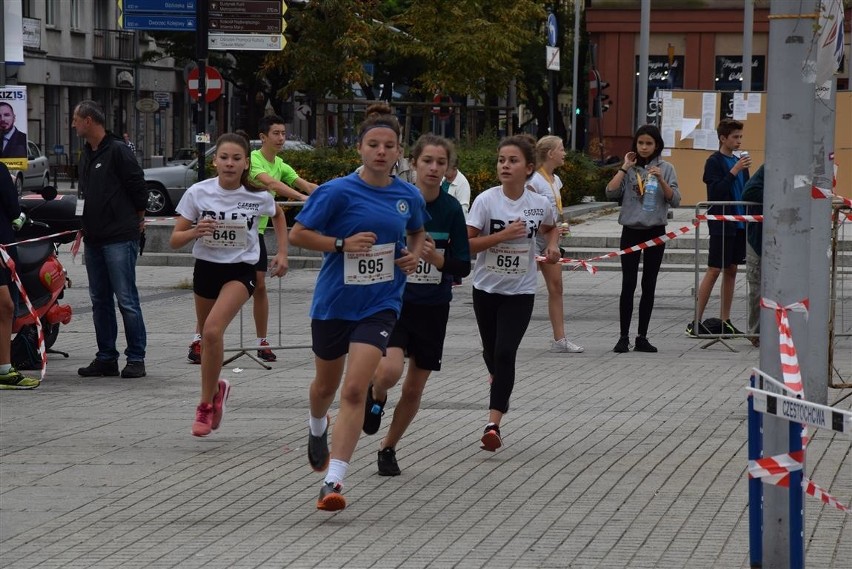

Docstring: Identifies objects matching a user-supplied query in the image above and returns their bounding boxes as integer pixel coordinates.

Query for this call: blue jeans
[85,240,147,362]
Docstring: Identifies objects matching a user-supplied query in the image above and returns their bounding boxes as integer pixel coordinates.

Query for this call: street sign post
[209,33,284,51]
[124,0,196,12]
[122,15,197,31]
[210,0,284,14]
[188,66,223,102]
[209,16,282,33]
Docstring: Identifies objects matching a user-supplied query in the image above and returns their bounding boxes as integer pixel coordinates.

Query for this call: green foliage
[388,0,545,101]
[279,148,362,184]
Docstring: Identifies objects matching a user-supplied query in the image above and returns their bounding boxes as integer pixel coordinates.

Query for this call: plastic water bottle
[642,174,658,212]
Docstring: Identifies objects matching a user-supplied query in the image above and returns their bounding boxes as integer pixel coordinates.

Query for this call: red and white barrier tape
[759,298,809,395]
[695,214,764,223]
[805,477,849,514]
[536,222,699,274]
[812,184,852,208]
[0,247,47,380]
[748,450,804,478]
[0,229,81,380]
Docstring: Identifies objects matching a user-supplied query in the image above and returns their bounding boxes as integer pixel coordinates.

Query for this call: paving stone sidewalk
[1,257,850,568]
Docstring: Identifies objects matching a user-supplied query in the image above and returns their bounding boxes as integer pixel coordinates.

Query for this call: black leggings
[619,226,666,338]
[472,288,535,414]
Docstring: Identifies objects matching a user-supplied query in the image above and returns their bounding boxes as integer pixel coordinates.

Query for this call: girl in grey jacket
[605,124,681,353]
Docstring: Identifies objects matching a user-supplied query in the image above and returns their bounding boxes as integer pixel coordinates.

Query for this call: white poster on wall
[3,0,24,64]
[0,86,29,171]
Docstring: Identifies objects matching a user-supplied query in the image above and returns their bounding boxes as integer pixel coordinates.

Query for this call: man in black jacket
[0,162,40,388]
[0,102,28,160]
[72,100,148,378]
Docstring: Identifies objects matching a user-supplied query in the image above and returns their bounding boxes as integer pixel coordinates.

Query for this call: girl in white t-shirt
[170,133,289,438]
[467,134,560,452]
[527,135,584,355]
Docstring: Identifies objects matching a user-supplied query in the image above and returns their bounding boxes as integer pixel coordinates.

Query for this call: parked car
[143,139,314,215]
[10,141,51,196]
[166,148,197,166]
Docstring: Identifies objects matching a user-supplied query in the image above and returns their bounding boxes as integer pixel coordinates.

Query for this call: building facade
[7,0,189,171]
[585,2,851,159]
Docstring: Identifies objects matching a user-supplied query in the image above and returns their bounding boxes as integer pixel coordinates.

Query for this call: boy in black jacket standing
[72,100,148,378]
[687,119,752,337]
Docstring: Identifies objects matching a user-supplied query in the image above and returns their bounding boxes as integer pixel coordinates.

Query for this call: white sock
[0,364,12,374]
[308,414,328,437]
[193,333,201,342]
[325,459,348,487]
[257,337,267,346]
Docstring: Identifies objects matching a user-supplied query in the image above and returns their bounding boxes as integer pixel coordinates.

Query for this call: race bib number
[202,219,248,248]
[484,243,529,275]
[343,242,395,285]
[407,248,444,285]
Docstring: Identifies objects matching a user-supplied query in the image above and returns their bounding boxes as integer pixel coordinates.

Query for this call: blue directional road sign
[122,15,197,31]
[546,13,558,47]
[123,0,196,12]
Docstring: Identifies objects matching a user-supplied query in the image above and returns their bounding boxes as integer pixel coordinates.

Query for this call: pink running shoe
[211,379,231,430]
[188,340,201,364]
[192,403,214,437]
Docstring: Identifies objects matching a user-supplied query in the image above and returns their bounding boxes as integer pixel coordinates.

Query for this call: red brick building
[585,3,850,159]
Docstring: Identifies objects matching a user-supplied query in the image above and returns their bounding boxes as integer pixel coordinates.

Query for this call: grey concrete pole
[637,0,650,129]
[571,0,581,150]
[807,77,835,408]
[760,1,819,564]
[742,0,754,90]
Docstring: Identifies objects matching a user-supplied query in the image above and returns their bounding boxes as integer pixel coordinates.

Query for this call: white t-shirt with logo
[176,177,277,265]
[467,185,555,295]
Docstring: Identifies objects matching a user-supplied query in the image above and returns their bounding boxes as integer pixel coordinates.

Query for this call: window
[70,0,80,30]
[94,0,108,29]
[45,0,57,26]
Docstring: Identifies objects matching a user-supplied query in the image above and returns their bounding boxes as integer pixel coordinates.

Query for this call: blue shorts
[311,309,397,360]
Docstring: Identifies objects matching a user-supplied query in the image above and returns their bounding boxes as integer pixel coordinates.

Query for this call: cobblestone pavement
[1,254,850,568]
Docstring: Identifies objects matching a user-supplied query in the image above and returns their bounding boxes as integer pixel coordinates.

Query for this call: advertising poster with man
[0,86,28,170]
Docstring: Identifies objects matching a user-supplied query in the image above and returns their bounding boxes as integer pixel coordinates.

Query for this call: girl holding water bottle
[605,124,680,354]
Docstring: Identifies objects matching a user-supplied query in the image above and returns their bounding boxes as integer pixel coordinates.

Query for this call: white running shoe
[550,337,585,353]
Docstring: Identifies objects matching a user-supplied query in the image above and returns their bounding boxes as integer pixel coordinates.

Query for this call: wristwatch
[334,237,345,253]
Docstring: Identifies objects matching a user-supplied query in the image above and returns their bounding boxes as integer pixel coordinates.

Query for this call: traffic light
[599,81,611,114]
[593,78,611,117]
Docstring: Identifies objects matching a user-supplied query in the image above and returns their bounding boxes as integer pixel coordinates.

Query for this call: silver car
[143,139,314,215]
[10,141,51,196]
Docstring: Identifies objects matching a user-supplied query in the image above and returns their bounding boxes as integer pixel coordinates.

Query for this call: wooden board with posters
[660,89,850,205]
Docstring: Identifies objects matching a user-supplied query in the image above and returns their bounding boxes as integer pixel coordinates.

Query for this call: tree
[387,0,546,102]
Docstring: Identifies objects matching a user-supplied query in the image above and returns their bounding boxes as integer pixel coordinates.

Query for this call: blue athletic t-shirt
[722,154,746,228]
[295,172,429,320]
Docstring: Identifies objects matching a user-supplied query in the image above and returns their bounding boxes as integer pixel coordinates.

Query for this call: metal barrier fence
[222,201,312,369]
[829,202,852,388]
[690,200,762,351]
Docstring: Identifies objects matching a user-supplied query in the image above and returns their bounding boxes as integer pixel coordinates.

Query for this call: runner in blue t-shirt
[360,134,471,476]
[289,103,429,512]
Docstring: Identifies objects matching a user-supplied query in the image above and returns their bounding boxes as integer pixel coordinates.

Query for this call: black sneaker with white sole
[377,447,401,476]
[362,384,386,435]
[308,415,330,472]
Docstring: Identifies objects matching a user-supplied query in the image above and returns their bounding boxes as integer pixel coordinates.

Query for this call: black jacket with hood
[79,132,147,245]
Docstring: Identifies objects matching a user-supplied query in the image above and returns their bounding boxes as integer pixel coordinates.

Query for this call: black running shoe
[723,319,744,336]
[685,320,711,338]
[613,336,630,353]
[77,358,119,377]
[634,336,658,353]
[377,447,401,476]
[308,414,330,472]
[362,384,386,435]
[480,423,502,452]
[317,482,346,511]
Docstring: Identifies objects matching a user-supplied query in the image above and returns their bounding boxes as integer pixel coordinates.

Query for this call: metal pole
[807,62,836,406]
[747,373,763,567]
[571,0,581,150]
[637,0,650,129]
[196,1,209,182]
[742,0,754,91]
[760,2,818,564]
